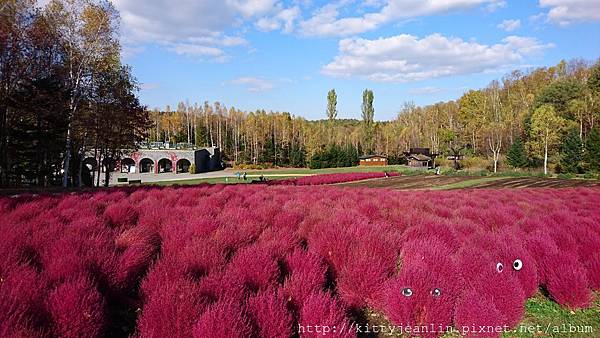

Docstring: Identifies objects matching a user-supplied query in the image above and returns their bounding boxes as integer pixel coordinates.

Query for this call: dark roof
[408,154,432,161]
[359,155,388,160]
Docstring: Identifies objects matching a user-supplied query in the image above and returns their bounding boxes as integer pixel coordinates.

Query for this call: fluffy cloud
[497,19,521,31]
[256,6,301,33]
[409,86,443,95]
[299,0,505,37]
[539,0,600,25]
[114,0,270,60]
[229,77,275,92]
[322,33,554,82]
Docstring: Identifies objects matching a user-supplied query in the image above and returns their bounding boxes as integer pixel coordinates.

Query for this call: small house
[403,148,437,169]
[359,155,388,166]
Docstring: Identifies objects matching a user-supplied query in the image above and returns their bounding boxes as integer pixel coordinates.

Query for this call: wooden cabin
[359,155,388,166]
[403,148,437,169]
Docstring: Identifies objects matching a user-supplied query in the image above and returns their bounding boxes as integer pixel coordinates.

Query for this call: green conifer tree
[506,137,528,168]
[560,128,583,174]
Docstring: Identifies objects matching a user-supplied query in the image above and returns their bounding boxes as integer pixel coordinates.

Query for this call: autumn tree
[361,89,374,154]
[44,0,120,187]
[483,81,505,173]
[528,104,566,175]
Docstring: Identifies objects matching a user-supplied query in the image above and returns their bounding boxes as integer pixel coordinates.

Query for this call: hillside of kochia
[149,59,600,171]
[1,185,599,337]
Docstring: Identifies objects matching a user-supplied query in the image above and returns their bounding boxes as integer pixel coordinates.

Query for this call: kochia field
[1,184,599,338]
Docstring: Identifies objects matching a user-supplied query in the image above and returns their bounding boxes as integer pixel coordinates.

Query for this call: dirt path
[337,175,600,190]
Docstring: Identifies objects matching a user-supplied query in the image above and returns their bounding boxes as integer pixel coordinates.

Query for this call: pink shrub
[454,289,504,338]
[137,277,206,338]
[193,299,253,338]
[272,172,398,186]
[299,292,354,338]
[103,201,138,228]
[46,277,105,338]
[381,239,461,337]
[0,265,46,336]
[283,249,327,307]
[226,245,280,293]
[2,185,599,337]
[544,252,592,309]
[246,289,294,338]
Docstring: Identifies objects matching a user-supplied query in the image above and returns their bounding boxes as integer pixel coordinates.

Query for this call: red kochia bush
[0,265,45,336]
[381,239,461,338]
[193,299,252,338]
[46,277,105,338]
[138,277,206,338]
[226,245,280,293]
[246,289,294,338]
[299,292,355,338]
[2,185,600,338]
[283,249,328,308]
[103,201,138,228]
[544,252,592,309]
[271,172,398,186]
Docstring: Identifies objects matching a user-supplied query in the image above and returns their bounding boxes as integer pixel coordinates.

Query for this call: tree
[483,81,505,173]
[45,0,120,187]
[458,90,485,151]
[559,128,583,174]
[529,104,566,175]
[326,89,337,122]
[586,127,600,172]
[507,137,528,168]
[361,89,374,153]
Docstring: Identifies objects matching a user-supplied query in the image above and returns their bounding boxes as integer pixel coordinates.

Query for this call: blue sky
[118,0,600,120]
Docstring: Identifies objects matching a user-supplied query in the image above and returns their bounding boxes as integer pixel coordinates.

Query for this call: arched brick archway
[121,158,136,173]
[157,158,173,173]
[139,158,154,173]
[176,159,191,173]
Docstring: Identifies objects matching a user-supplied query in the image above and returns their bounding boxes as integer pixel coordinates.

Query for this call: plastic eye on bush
[402,288,413,297]
[431,288,442,298]
[513,259,523,271]
[496,262,504,273]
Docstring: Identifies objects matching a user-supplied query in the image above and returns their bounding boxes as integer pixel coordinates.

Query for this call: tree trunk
[62,124,72,187]
[0,104,7,186]
[544,138,548,175]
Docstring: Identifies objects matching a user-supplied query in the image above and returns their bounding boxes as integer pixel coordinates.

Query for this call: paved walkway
[108,168,310,186]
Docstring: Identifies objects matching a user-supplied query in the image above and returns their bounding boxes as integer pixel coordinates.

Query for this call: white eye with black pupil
[496,262,504,273]
[402,288,413,297]
[432,288,441,298]
[513,259,523,271]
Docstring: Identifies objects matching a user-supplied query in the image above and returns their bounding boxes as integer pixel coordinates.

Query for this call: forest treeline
[0,0,150,187]
[2,1,600,188]
[150,59,600,173]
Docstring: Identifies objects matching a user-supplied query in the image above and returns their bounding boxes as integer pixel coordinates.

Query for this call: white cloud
[226,0,278,18]
[229,77,275,92]
[139,83,160,90]
[322,33,554,82]
[539,0,600,25]
[409,86,443,95]
[256,6,301,33]
[497,19,521,31]
[299,0,505,37]
[167,44,225,58]
[114,0,268,60]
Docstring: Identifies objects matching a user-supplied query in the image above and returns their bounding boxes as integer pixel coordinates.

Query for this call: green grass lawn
[147,175,302,186]
[148,165,412,186]
[501,293,600,338]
